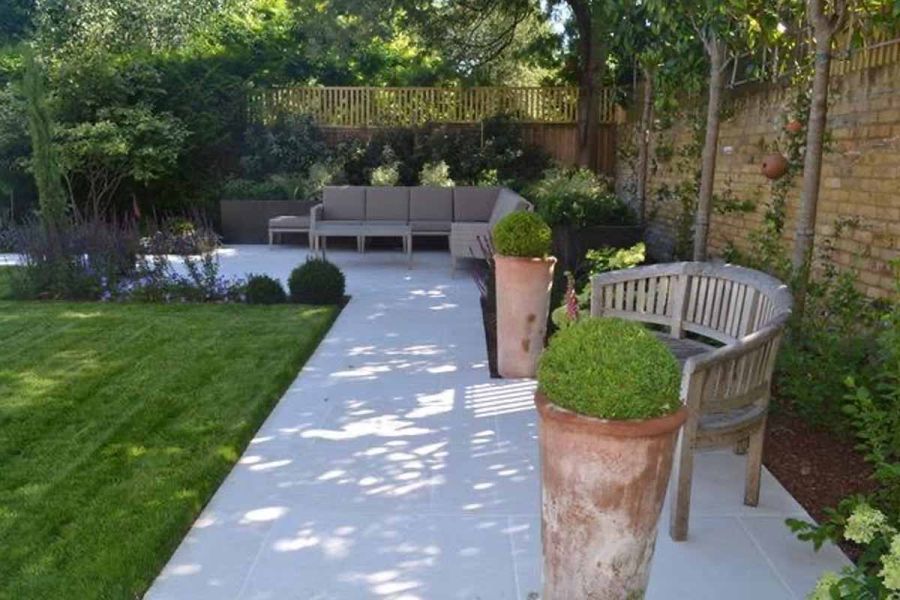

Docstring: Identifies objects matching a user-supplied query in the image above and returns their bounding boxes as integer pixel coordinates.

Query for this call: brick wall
[617,61,900,299]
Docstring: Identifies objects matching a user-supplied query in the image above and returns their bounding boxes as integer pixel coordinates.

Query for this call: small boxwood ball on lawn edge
[537,317,681,420]
[245,274,287,304]
[492,211,552,258]
[288,258,346,304]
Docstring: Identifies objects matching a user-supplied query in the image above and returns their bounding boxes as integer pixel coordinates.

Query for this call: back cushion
[409,187,453,222]
[365,187,409,221]
[489,189,529,226]
[323,186,365,221]
[453,187,500,222]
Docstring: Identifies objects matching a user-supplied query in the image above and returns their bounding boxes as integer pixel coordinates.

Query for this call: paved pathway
[146,245,848,600]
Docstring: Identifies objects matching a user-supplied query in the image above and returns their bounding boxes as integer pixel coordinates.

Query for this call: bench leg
[744,422,766,507]
[269,230,274,245]
[670,431,694,542]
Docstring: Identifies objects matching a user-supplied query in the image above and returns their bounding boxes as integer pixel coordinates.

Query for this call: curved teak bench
[590,262,793,541]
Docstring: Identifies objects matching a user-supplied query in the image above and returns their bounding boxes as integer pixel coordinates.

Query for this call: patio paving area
[145,245,849,600]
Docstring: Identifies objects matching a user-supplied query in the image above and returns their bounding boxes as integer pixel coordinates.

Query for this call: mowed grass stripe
[0,299,339,600]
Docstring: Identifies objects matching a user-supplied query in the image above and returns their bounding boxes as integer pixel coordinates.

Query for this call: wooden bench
[590,262,793,541]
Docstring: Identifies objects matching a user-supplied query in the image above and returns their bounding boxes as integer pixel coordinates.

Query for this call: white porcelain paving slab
[145,245,848,600]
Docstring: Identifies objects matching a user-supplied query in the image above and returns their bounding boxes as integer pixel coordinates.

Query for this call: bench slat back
[591,262,792,420]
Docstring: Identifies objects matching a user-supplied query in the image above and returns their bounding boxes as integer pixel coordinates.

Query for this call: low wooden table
[314,222,412,268]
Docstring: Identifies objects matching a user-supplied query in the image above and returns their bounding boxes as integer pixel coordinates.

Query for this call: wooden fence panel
[248,86,618,127]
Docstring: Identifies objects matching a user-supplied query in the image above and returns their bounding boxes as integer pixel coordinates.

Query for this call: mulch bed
[763,409,877,560]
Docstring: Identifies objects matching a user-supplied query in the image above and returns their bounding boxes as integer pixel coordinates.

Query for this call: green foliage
[418,160,454,186]
[19,49,67,231]
[790,501,900,600]
[370,161,401,186]
[414,116,550,188]
[551,243,646,331]
[240,116,327,181]
[529,167,635,228]
[538,317,681,420]
[288,258,346,305]
[585,242,646,275]
[56,104,188,215]
[244,274,287,305]
[0,297,336,599]
[221,178,287,200]
[492,211,551,258]
[843,269,900,516]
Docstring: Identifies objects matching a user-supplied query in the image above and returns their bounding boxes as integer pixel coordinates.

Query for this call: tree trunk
[693,35,726,262]
[635,66,654,223]
[571,0,605,169]
[791,10,835,312]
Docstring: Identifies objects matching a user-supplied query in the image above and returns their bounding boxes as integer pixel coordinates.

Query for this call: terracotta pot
[536,392,687,599]
[761,153,789,180]
[495,254,556,378]
[785,120,803,134]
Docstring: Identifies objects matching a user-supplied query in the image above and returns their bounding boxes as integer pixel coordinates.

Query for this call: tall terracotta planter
[495,254,556,378]
[535,392,687,599]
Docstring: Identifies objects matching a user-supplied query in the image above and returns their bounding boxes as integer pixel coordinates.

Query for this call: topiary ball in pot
[245,274,287,305]
[534,317,686,600]
[288,258,346,304]
[538,317,680,419]
[491,210,556,378]
[492,210,552,258]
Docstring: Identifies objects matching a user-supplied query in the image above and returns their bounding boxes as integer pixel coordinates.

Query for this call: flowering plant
[805,503,900,599]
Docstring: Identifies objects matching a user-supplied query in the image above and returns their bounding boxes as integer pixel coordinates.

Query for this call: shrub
[140,216,220,255]
[419,161,454,186]
[245,274,286,305]
[288,258,345,305]
[585,242,646,275]
[10,217,139,300]
[370,162,400,186]
[529,168,636,228]
[538,317,681,420]
[492,211,552,258]
[240,115,327,180]
[221,178,285,200]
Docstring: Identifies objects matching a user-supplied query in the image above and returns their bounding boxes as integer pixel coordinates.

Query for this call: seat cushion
[411,220,451,233]
[453,187,499,222]
[366,187,410,221]
[410,187,453,222]
[323,186,365,220]
[269,215,310,229]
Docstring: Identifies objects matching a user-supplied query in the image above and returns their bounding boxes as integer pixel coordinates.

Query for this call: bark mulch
[763,409,877,560]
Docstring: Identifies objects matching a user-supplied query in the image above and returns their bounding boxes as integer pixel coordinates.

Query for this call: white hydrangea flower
[808,571,841,600]
[881,534,900,592]
[844,504,889,545]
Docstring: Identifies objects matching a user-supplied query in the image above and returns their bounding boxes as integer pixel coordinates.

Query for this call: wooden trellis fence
[247,86,620,127]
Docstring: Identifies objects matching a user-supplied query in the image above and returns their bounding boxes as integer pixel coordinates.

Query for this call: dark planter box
[552,224,644,273]
[220,199,316,244]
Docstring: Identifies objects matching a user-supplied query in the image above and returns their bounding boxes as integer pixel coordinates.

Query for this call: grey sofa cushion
[323,186,366,221]
[366,187,409,221]
[269,215,310,229]
[488,189,530,226]
[410,187,453,222]
[453,187,500,222]
[411,220,452,233]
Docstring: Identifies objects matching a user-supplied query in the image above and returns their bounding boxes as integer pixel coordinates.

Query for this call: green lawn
[0,284,339,599]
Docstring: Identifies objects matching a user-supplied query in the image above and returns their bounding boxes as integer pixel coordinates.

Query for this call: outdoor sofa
[309,186,532,267]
